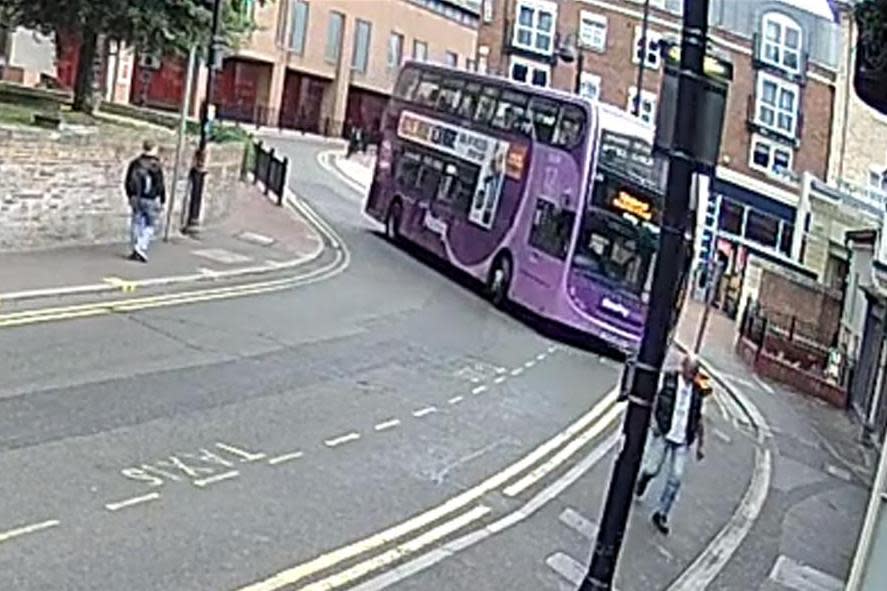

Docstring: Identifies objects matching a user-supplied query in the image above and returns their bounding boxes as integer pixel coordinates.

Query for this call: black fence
[250,141,289,206]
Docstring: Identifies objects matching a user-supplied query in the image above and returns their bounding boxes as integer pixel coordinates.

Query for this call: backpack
[128,158,157,201]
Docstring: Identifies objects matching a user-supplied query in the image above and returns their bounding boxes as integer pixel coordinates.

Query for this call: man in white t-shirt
[635,355,706,535]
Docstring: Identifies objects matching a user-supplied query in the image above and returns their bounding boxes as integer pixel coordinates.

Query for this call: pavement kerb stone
[0,189,327,306]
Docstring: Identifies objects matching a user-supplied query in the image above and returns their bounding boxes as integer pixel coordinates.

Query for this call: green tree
[0,0,257,113]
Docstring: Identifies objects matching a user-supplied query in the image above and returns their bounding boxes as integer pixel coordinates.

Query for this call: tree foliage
[0,0,259,111]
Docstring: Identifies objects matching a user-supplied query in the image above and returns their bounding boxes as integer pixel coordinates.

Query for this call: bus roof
[595,102,655,145]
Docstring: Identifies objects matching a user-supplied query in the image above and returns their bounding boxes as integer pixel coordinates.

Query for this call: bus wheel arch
[386,197,404,242]
[488,251,513,308]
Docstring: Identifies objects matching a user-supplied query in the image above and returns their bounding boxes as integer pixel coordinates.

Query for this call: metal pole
[165,46,197,242]
[633,0,652,116]
[846,432,887,590]
[580,0,709,588]
[185,0,223,233]
[693,258,722,353]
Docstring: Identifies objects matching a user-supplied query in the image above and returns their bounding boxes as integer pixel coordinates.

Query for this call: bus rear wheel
[488,256,512,308]
[385,201,403,243]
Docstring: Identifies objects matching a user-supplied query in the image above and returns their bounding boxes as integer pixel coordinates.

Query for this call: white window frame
[512,0,558,57]
[870,166,887,192]
[755,72,800,138]
[482,0,494,23]
[289,0,310,56]
[578,11,607,52]
[627,86,657,124]
[387,32,404,70]
[413,39,428,62]
[509,55,550,88]
[445,51,459,68]
[351,19,372,74]
[761,12,803,74]
[578,72,601,101]
[749,135,794,179]
[632,26,663,69]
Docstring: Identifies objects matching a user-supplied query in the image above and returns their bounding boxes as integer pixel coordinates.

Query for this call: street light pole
[579,1,710,589]
[633,0,652,116]
[184,0,224,234]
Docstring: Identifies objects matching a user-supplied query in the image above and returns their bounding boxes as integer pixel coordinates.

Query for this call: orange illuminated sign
[613,191,653,221]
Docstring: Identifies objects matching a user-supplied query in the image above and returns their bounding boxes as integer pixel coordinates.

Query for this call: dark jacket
[125,154,166,205]
[653,371,705,446]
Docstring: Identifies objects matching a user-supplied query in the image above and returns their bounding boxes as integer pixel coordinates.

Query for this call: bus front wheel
[488,256,512,308]
[386,201,403,243]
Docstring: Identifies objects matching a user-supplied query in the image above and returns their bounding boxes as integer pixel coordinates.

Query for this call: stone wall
[0,125,245,251]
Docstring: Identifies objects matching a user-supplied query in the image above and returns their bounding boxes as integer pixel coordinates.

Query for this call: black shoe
[652,512,670,535]
[636,473,652,498]
[133,250,148,263]
[128,251,140,261]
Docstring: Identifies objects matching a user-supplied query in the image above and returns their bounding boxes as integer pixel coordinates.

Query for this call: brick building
[477,0,849,306]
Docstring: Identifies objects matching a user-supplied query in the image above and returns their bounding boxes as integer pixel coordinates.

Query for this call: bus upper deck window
[415,74,442,107]
[437,79,465,114]
[395,67,421,100]
[529,97,559,144]
[474,87,499,124]
[457,83,481,119]
[555,105,586,148]
[492,90,530,134]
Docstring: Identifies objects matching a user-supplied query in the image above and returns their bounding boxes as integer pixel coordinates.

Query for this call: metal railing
[249,140,289,206]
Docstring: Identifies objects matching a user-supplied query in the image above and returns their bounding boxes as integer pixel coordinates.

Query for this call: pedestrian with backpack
[125,139,167,262]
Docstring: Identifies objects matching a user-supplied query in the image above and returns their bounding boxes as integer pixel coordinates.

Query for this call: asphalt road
[0,137,636,591]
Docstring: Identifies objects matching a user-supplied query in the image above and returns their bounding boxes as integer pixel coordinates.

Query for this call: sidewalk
[676,300,871,589]
[0,183,323,305]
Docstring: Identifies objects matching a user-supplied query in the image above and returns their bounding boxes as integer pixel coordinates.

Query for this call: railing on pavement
[249,140,289,206]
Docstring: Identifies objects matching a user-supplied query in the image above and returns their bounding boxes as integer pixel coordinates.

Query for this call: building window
[745,210,780,248]
[482,0,494,23]
[633,26,663,69]
[578,72,601,101]
[718,198,744,236]
[755,72,799,137]
[869,167,887,193]
[761,12,802,73]
[750,136,793,177]
[510,56,549,87]
[466,57,476,71]
[627,86,657,124]
[413,39,428,62]
[445,51,458,67]
[289,0,309,55]
[325,11,345,64]
[579,11,607,52]
[276,0,291,47]
[388,32,404,69]
[352,19,372,73]
[513,0,557,56]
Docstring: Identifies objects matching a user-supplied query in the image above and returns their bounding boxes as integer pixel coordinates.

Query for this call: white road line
[348,431,621,591]
[325,432,361,447]
[546,552,586,586]
[104,492,160,512]
[754,376,775,395]
[547,345,557,353]
[536,353,546,361]
[510,367,524,377]
[0,519,60,544]
[268,452,304,466]
[495,367,507,374]
[559,508,597,539]
[666,447,772,591]
[494,376,507,385]
[470,377,481,384]
[374,419,401,432]
[525,360,536,368]
[193,470,240,488]
[768,555,844,591]
[412,406,437,418]
[448,396,464,405]
[471,386,488,395]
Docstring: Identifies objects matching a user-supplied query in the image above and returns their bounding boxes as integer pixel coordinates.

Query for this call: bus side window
[474,86,499,125]
[528,200,576,260]
[417,155,443,199]
[554,105,586,148]
[457,83,481,119]
[437,79,465,115]
[415,73,442,108]
[395,150,422,190]
[492,90,530,135]
[394,66,422,101]
[528,97,559,144]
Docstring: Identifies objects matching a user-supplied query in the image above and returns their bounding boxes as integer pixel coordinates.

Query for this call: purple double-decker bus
[365,62,685,352]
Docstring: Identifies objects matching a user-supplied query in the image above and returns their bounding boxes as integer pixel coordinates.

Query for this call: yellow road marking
[232,387,620,591]
[295,506,491,591]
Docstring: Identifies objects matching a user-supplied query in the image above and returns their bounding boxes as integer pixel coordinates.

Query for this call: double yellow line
[235,388,624,591]
[0,200,349,330]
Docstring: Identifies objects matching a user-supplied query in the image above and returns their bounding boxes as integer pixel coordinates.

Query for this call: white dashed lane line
[448,396,464,405]
[510,368,524,377]
[268,451,304,465]
[325,432,362,448]
[374,419,401,432]
[0,519,60,545]
[412,406,437,418]
[105,492,160,512]
[472,386,488,395]
[494,376,507,385]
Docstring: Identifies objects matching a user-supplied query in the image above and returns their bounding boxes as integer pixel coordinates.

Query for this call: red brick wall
[758,268,842,343]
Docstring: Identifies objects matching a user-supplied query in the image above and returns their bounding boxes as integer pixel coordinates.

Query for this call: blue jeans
[131,198,160,256]
[641,433,689,517]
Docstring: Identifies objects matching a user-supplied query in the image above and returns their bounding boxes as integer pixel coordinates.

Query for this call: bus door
[521,152,579,293]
